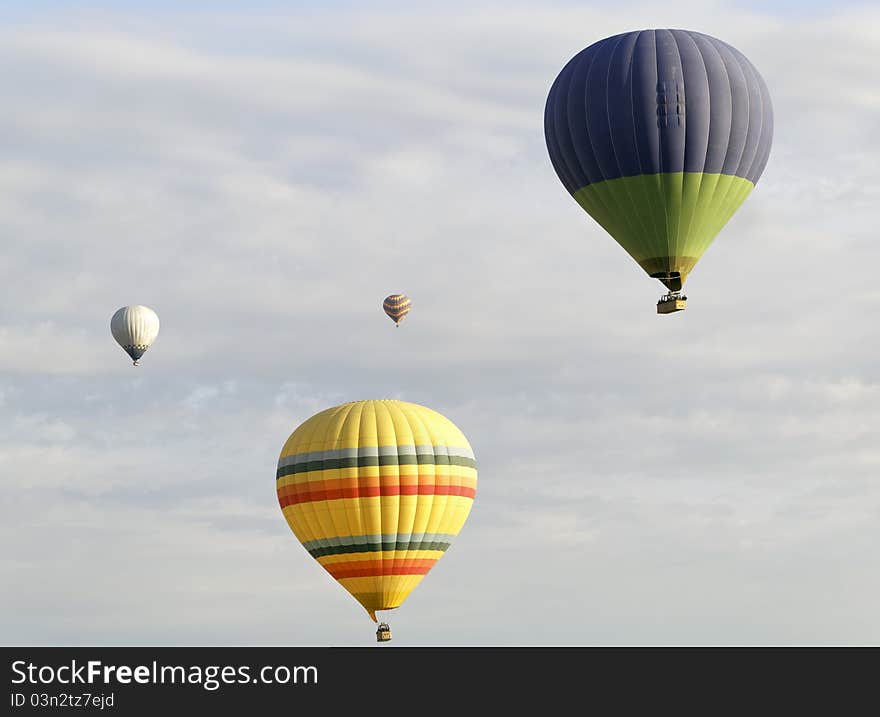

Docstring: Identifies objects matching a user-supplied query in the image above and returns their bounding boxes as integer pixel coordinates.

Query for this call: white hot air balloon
[110,305,160,366]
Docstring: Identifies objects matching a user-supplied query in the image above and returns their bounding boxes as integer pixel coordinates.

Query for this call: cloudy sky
[1,0,878,646]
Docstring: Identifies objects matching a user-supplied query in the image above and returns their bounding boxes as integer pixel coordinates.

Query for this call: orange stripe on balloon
[323,558,437,579]
[277,475,474,505]
[278,481,476,508]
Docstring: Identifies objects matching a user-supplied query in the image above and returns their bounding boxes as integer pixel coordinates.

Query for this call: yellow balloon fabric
[276,400,477,622]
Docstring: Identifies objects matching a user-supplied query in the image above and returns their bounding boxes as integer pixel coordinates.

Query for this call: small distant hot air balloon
[544,29,773,313]
[110,305,160,366]
[383,294,411,326]
[276,399,477,642]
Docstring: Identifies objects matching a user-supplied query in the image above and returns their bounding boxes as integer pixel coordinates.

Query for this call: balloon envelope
[544,29,773,291]
[110,305,160,365]
[383,294,411,325]
[276,399,477,622]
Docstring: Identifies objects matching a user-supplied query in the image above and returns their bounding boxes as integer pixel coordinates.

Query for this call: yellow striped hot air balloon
[276,400,477,641]
[382,294,411,326]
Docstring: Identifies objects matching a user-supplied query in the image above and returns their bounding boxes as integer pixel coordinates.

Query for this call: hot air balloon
[276,399,477,641]
[383,294,411,326]
[110,305,160,366]
[544,29,773,313]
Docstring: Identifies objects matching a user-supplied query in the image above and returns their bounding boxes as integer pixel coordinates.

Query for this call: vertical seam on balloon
[361,401,384,612]
[127,309,135,353]
[602,35,628,178]
[387,400,410,611]
[605,32,656,262]
[560,52,598,195]
[580,37,641,254]
[751,73,773,181]
[545,76,578,195]
[549,65,583,195]
[690,36,734,260]
[566,41,621,234]
[723,44,750,175]
[667,30,686,267]
[702,43,750,245]
[653,30,671,271]
[393,401,422,611]
[305,403,356,609]
[419,405,458,601]
[321,402,351,564]
[136,310,143,359]
[288,411,325,560]
[631,30,664,264]
[630,31,646,179]
[396,404,421,608]
[676,30,709,264]
[403,402,440,600]
[277,427,310,550]
[694,40,736,256]
[300,410,330,551]
[310,405,347,589]
[333,401,361,610]
[738,51,765,182]
[544,76,572,192]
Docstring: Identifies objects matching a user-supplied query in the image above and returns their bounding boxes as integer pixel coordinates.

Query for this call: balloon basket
[376,622,392,642]
[657,292,687,315]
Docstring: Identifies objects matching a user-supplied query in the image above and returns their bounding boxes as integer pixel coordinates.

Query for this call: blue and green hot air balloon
[544,29,773,313]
